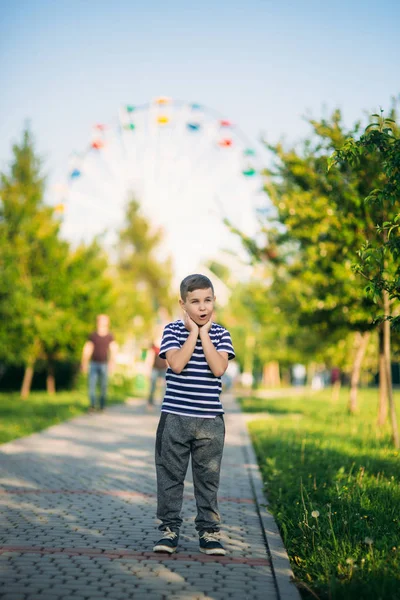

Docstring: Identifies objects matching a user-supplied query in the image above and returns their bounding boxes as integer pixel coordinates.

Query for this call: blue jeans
[89,361,108,409]
[148,368,166,405]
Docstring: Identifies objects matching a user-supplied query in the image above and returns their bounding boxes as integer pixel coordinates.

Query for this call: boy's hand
[200,317,213,336]
[183,311,199,335]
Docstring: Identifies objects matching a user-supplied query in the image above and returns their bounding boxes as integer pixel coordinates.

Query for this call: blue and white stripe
[159,320,235,418]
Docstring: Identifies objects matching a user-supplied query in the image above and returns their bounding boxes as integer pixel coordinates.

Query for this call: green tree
[230,110,389,411]
[0,128,47,390]
[113,197,174,343]
[0,128,114,395]
[34,239,114,394]
[330,109,400,447]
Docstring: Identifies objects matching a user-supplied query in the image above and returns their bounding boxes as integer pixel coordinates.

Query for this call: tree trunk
[307,362,316,387]
[20,362,34,399]
[383,289,399,448]
[263,361,281,387]
[377,324,388,426]
[242,334,255,388]
[348,331,370,414]
[331,379,341,403]
[46,359,56,395]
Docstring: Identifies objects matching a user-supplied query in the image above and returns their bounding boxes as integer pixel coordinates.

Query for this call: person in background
[81,314,118,412]
[147,342,167,408]
[222,359,240,391]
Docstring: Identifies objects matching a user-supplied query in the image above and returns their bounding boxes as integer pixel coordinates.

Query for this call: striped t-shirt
[159,319,235,418]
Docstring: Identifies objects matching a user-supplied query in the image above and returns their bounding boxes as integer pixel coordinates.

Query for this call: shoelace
[163,528,177,540]
[201,531,220,543]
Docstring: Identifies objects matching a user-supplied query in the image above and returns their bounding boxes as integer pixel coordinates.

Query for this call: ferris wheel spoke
[62,98,269,267]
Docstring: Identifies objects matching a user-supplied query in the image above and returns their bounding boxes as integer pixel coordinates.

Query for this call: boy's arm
[166,330,198,374]
[199,322,229,377]
[166,314,199,374]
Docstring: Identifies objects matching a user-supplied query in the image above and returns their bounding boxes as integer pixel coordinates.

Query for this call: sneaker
[199,531,226,555]
[153,527,179,553]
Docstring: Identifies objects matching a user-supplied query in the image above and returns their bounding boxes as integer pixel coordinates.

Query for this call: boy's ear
[179,298,184,308]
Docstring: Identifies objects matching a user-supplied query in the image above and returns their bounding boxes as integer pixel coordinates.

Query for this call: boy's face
[180,287,215,326]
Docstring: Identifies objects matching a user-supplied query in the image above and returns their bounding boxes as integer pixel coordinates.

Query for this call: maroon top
[89,332,114,363]
[151,343,167,370]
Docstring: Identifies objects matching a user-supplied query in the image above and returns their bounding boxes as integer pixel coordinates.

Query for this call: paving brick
[0,395,301,600]
[25,596,62,600]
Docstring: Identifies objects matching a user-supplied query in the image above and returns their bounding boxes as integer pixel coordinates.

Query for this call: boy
[153,274,235,556]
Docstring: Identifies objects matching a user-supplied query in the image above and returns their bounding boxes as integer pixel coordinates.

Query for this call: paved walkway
[0,394,299,600]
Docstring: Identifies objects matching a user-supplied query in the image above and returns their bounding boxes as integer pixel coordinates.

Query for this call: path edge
[235,398,301,600]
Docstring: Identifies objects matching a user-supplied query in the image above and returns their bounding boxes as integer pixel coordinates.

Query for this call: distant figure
[147,342,167,408]
[222,359,240,391]
[331,367,341,386]
[81,314,118,412]
[311,370,324,390]
[292,363,306,387]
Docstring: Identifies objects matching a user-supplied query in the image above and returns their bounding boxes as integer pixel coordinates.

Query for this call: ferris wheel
[58,97,268,278]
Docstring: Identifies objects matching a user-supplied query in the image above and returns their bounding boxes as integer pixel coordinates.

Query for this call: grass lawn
[239,388,400,600]
[0,375,146,445]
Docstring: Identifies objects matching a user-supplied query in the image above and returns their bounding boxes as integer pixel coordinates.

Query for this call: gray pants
[155,413,225,534]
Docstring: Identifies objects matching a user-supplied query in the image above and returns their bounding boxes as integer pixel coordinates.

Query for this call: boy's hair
[180,274,214,301]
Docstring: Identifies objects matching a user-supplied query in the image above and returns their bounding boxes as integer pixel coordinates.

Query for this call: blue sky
[1,0,398,174]
[1,0,399,275]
